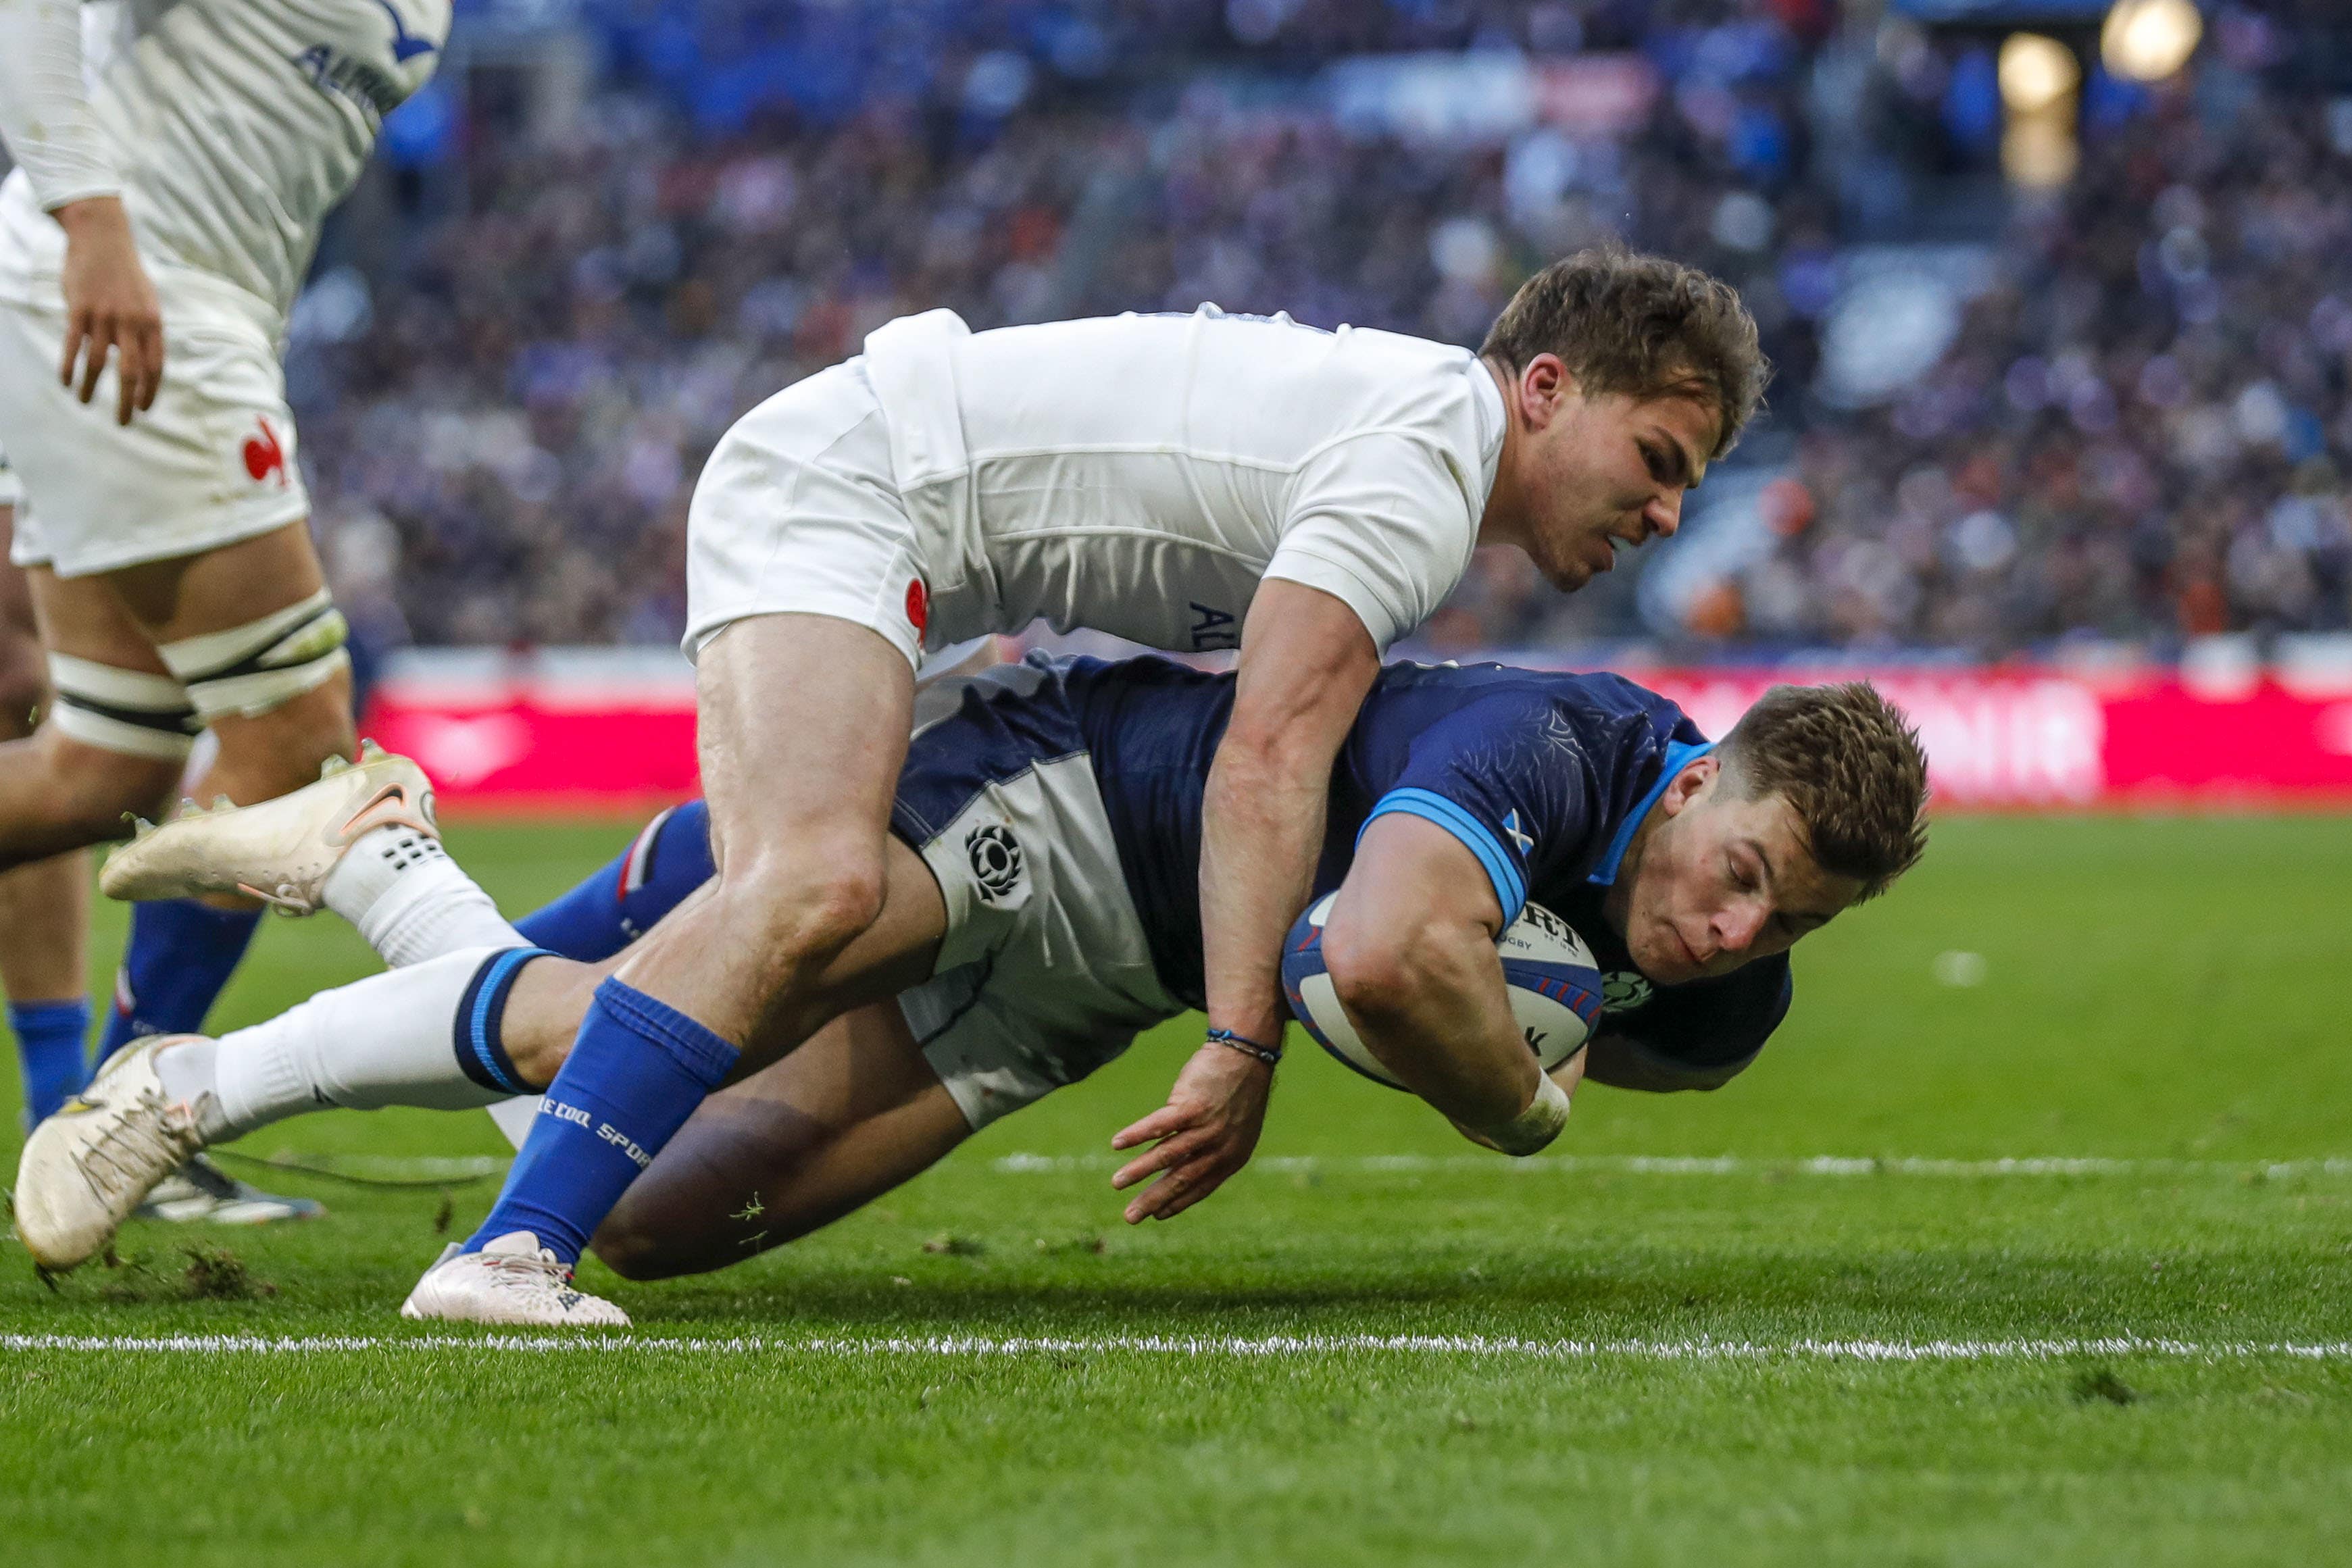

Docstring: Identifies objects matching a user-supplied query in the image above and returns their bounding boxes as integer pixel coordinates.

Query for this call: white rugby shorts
[684,359,935,671]
[0,295,310,576]
[892,661,1181,1130]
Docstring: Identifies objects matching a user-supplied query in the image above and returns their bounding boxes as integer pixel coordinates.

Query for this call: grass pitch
[4,815,2351,1565]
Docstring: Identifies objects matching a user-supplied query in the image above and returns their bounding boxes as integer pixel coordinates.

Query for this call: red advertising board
[365,651,2352,813]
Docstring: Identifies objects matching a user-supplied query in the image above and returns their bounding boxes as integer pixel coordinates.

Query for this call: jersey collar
[1587,740,1716,886]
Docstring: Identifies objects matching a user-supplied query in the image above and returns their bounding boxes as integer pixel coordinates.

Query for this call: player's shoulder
[1370,660,1693,744]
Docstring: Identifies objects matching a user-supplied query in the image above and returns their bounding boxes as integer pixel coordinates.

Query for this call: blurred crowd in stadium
[258,0,2352,657]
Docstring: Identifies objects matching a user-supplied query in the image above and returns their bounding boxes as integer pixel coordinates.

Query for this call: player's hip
[0,297,307,576]
[682,364,1272,665]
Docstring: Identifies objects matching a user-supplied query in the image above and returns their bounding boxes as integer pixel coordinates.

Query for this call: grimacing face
[1603,757,1866,986]
[1505,358,1721,592]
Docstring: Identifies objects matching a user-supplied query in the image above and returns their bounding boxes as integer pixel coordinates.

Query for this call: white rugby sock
[324,826,526,967]
[209,946,524,1140]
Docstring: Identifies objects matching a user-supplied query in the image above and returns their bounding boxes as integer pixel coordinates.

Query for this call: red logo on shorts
[905,577,929,636]
[243,417,288,488]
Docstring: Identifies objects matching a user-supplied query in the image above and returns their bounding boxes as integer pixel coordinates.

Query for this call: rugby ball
[1280,893,1604,1090]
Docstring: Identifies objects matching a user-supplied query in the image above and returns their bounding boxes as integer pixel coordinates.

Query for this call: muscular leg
[107,522,355,812]
[0,521,90,1001]
[456,613,930,1269]
[0,570,186,861]
[593,1003,970,1281]
[0,507,92,1121]
[0,522,352,870]
[624,613,920,1051]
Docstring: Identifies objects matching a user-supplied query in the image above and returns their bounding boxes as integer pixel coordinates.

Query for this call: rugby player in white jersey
[193,246,1763,1322]
[0,0,447,1214]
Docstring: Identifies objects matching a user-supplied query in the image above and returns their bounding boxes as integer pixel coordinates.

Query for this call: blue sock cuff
[452,949,550,1096]
[592,979,738,1089]
[10,998,90,1029]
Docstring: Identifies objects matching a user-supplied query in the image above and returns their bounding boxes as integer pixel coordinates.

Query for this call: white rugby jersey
[864,306,1505,655]
[0,0,447,330]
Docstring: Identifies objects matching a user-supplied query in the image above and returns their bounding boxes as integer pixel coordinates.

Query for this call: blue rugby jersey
[1043,653,1793,1079]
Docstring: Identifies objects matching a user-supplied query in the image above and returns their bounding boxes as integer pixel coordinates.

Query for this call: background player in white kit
[0,0,448,1211]
[391,247,1768,1321]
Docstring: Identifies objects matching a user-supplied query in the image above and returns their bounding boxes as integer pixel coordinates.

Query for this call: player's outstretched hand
[1109,1040,1272,1223]
[54,196,164,426]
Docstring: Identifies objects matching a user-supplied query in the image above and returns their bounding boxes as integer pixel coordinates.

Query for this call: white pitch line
[232,1152,2352,1184]
[5,1333,2351,1362]
[993,1153,2352,1179]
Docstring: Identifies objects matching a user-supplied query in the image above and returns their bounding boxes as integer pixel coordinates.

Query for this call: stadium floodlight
[1998,32,2081,114]
[2101,0,2201,82]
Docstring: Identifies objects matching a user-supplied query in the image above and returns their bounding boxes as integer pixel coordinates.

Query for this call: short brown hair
[1716,682,1928,900]
[1480,245,1770,461]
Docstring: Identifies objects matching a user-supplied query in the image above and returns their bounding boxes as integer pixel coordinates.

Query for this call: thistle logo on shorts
[243,418,289,488]
[964,822,1024,903]
[1601,971,1653,1013]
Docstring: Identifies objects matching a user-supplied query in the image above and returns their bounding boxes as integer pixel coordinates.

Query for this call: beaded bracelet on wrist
[1204,1028,1283,1066]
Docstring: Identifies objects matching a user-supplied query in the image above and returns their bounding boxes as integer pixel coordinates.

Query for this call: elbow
[1318,914,1429,1028]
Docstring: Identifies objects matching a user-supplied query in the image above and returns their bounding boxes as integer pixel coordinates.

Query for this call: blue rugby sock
[514,801,713,963]
[464,978,737,1266]
[97,899,263,1063]
[11,998,91,1123]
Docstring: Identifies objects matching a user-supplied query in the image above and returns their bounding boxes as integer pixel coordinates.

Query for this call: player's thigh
[594,1000,969,1279]
[614,613,920,1026]
[695,611,916,877]
[103,520,328,645]
[104,523,355,794]
[21,567,189,809]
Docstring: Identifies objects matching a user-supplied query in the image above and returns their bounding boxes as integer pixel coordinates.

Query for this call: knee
[590,1195,716,1282]
[207,682,356,786]
[588,1219,677,1282]
[723,852,886,963]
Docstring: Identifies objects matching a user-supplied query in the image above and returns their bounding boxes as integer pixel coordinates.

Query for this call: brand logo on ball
[1601,971,1653,1013]
[964,822,1023,903]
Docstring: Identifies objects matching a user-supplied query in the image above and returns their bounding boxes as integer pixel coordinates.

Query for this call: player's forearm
[0,0,121,211]
[1198,736,1328,1046]
[1322,913,1541,1137]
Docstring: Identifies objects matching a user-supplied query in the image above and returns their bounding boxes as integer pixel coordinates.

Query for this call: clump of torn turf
[95,1246,276,1303]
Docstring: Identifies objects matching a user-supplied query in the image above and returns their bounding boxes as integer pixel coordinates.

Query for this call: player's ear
[1518,354,1572,426]
[1657,753,1718,818]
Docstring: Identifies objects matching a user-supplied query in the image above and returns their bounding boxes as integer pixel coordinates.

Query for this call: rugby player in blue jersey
[19,653,1927,1317]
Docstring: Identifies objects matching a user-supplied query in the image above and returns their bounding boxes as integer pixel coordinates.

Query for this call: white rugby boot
[137,1153,325,1226]
[399,1232,632,1327]
[13,1037,211,1271]
[98,741,436,913]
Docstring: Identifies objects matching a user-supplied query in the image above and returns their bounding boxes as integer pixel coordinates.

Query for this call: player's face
[1509,367,1718,592]
[1614,764,1864,986]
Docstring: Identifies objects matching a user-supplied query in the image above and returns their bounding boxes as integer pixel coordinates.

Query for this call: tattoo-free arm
[1109,580,1378,1221]
[1319,813,1567,1148]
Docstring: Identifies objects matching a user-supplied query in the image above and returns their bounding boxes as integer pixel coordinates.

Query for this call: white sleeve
[1262,430,1482,653]
[0,0,120,211]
